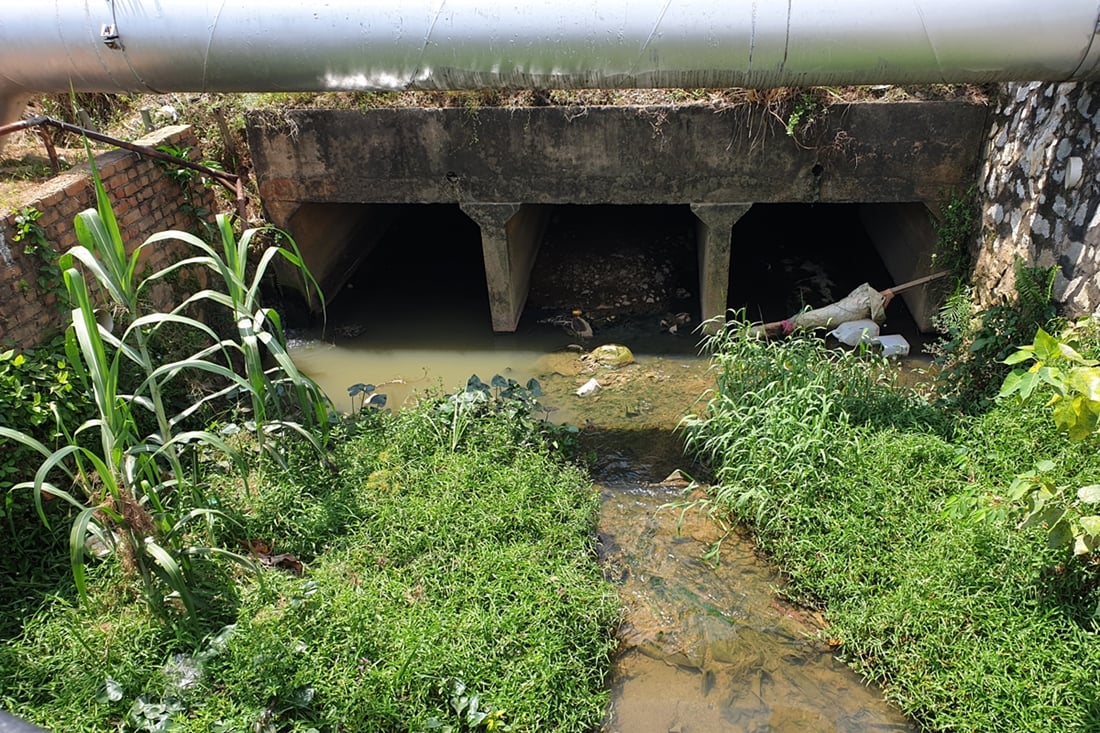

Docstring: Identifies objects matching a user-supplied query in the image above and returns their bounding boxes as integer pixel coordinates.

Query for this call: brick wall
[0,125,218,348]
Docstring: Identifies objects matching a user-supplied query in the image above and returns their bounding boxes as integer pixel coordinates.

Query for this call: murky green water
[288,317,914,733]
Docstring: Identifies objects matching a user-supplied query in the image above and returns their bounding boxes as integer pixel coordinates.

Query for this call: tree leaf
[1047,518,1074,549]
[1032,328,1061,362]
[1077,485,1100,504]
[1067,366,1100,402]
[1078,514,1100,537]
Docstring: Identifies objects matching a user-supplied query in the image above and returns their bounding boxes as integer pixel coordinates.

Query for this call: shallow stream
[289,311,915,732]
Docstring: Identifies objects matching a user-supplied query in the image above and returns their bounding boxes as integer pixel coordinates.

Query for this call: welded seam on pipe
[1067,3,1100,79]
[912,2,945,83]
[747,1,758,72]
[109,0,159,94]
[415,0,448,91]
[635,0,673,75]
[780,0,792,73]
[204,0,231,92]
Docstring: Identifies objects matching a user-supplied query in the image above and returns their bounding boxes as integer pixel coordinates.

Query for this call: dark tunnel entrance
[325,203,491,346]
[727,203,931,345]
[526,204,700,325]
[309,201,937,347]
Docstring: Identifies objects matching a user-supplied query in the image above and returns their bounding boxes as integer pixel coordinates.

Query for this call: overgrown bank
[0,166,618,732]
[0,398,618,732]
[683,324,1100,732]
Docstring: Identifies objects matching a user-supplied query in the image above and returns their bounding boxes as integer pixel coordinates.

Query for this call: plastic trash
[828,319,880,346]
[575,378,602,397]
[876,334,910,358]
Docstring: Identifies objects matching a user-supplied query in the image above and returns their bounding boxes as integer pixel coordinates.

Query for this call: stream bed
[289,318,915,733]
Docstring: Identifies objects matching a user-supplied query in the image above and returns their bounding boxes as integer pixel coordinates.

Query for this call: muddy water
[286,200,916,730]
[288,322,914,733]
[595,461,913,733]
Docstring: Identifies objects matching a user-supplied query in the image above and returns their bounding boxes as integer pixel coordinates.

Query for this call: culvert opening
[727,203,929,345]
[525,204,700,329]
[324,203,489,344]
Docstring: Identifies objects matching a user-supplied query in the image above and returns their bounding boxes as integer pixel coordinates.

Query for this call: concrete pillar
[0,94,32,155]
[460,202,552,332]
[858,202,939,332]
[690,203,752,331]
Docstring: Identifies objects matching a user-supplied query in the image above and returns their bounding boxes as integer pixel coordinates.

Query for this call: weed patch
[1,397,617,732]
[684,325,1100,732]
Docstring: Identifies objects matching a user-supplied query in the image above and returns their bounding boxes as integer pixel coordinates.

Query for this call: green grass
[684,326,1100,732]
[0,401,618,733]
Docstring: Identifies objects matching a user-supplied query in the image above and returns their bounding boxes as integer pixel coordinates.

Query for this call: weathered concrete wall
[248,102,987,210]
[975,82,1100,315]
[0,125,217,348]
[248,101,987,330]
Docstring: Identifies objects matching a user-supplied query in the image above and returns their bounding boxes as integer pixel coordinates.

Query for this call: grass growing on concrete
[683,326,1100,733]
[0,396,618,733]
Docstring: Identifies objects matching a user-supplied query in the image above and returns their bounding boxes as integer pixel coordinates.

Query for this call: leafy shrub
[996,319,1100,555]
[930,258,1060,413]
[0,143,331,623]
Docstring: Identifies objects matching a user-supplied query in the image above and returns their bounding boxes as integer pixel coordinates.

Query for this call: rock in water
[591,344,635,368]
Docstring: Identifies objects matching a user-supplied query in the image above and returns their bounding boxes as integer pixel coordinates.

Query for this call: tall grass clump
[2,385,619,733]
[682,318,1100,732]
[0,145,331,623]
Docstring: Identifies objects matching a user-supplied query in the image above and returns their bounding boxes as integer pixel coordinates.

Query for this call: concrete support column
[690,203,752,331]
[460,202,552,332]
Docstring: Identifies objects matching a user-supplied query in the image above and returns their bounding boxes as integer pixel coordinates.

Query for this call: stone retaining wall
[0,125,217,348]
[975,82,1100,316]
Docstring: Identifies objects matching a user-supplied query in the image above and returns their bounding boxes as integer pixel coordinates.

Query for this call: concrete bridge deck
[246,101,988,331]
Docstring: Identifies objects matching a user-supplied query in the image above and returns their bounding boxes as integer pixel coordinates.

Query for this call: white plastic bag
[828,319,880,346]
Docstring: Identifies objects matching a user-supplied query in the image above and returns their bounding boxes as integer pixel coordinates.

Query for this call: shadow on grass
[0,504,77,641]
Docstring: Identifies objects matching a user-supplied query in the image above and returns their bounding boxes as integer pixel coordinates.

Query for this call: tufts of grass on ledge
[0,398,619,733]
[682,324,1100,733]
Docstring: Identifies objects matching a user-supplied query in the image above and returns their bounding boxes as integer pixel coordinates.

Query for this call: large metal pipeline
[2,0,1100,98]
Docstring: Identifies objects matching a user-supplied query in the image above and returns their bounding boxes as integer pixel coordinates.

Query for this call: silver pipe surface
[2,0,1099,96]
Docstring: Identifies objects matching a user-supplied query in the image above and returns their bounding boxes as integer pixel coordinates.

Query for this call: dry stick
[753,270,952,338]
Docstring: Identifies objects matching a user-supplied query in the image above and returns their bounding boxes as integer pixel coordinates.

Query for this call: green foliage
[996,320,1100,555]
[681,320,946,531]
[784,92,821,140]
[429,374,578,456]
[684,321,1100,732]
[931,258,1060,412]
[0,337,89,636]
[415,678,512,733]
[154,143,223,237]
[0,143,331,623]
[11,206,67,307]
[2,400,617,733]
[929,187,977,284]
[347,381,388,413]
[0,339,78,466]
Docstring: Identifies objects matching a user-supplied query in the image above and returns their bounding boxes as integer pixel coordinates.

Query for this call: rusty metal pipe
[0,115,239,195]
